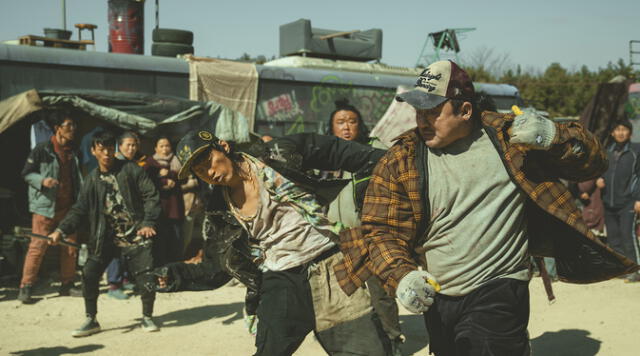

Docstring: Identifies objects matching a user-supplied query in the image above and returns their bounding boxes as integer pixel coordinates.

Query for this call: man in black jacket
[598,120,640,281]
[50,130,161,337]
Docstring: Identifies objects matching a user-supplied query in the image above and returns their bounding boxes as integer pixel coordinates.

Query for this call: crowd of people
[11,60,639,356]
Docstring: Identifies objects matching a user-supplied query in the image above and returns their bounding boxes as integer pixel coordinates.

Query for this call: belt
[286,245,340,274]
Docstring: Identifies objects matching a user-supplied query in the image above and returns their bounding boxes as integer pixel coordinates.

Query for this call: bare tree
[461,46,513,78]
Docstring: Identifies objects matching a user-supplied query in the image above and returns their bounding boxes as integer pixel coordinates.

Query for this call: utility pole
[61,0,67,30]
[631,40,640,69]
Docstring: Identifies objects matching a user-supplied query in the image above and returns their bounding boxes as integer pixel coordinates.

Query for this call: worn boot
[59,282,83,297]
[17,284,33,304]
[71,316,101,337]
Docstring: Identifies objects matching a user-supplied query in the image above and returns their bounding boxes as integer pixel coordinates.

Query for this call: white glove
[510,109,557,150]
[396,270,440,314]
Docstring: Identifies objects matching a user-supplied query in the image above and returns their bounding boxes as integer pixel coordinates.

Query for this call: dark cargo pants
[254,251,390,356]
[83,239,156,317]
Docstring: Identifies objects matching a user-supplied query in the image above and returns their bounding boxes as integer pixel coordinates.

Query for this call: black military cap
[176,129,223,180]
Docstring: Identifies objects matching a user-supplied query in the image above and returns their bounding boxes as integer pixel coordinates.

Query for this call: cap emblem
[178,144,193,164]
[199,131,213,141]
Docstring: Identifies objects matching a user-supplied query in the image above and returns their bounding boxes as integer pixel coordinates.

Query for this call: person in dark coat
[49,130,161,337]
[597,120,640,282]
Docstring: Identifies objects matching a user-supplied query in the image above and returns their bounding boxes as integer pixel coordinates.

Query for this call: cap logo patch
[416,69,443,92]
[198,131,213,141]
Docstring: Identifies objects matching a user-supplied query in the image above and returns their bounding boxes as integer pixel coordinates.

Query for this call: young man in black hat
[175,130,390,355]
[336,60,636,356]
[49,130,161,337]
[597,120,640,282]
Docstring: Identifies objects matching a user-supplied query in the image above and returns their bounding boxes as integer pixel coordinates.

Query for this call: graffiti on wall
[309,75,395,129]
[255,75,397,136]
[258,91,304,122]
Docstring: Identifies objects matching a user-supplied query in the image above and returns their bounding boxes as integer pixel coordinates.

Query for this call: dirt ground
[0,276,639,356]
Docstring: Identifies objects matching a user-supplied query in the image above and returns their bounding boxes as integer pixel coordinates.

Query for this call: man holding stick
[49,130,161,337]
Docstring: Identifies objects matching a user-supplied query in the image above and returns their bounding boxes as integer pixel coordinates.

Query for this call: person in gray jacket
[598,120,640,282]
[18,113,83,303]
[49,130,161,337]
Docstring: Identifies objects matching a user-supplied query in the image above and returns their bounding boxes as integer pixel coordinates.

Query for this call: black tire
[152,28,193,45]
[151,43,194,57]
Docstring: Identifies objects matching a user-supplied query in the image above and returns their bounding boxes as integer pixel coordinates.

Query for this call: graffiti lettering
[259,91,304,122]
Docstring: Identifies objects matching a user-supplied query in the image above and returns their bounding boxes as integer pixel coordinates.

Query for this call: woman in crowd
[145,136,185,264]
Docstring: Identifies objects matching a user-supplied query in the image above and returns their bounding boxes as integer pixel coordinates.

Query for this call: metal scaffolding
[416,28,476,67]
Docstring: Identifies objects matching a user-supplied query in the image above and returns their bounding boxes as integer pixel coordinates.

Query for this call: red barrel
[108,0,144,54]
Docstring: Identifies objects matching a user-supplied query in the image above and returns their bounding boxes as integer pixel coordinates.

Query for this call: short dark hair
[91,130,116,148]
[450,92,497,121]
[119,131,140,145]
[47,110,76,129]
[612,120,633,134]
[327,99,370,143]
[154,135,171,148]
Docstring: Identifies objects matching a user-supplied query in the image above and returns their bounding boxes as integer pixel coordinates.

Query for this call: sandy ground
[1,276,639,356]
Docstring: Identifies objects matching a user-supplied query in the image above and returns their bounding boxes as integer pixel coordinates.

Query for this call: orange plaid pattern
[335,111,638,296]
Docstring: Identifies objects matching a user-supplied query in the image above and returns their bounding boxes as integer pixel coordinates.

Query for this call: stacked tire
[151,28,194,57]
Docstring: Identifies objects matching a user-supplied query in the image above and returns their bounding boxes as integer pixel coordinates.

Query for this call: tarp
[187,56,258,131]
[579,81,633,146]
[0,90,42,135]
[0,89,250,143]
[370,86,416,147]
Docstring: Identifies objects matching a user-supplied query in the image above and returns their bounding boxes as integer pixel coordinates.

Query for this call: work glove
[396,270,440,314]
[510,107,557,150]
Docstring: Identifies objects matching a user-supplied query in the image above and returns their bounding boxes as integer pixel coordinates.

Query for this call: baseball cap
[396,60,475,110]
[176,129,223,180]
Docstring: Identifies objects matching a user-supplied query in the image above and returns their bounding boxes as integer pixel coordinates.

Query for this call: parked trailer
[0,44,524,138]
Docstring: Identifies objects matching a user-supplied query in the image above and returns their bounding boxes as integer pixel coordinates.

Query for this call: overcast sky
[1,0,638,73]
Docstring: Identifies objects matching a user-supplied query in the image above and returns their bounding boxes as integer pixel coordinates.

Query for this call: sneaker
[17,285,33,304]
[141,316,159,332]
[624,272,640,283]
[59,283,83,297]
[71,317,101,337]
[107,288,130,300]
[122,279,135,291]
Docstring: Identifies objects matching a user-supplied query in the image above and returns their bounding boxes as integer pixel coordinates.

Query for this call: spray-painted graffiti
[258,91,304,122]
[254,75,397,136]
[309,75,395,128]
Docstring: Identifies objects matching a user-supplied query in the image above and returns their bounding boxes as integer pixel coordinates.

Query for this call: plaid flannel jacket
[335,111,639,296]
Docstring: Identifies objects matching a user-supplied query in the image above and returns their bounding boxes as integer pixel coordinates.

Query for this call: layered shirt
[336,111,638,296]
[225,154,340,271]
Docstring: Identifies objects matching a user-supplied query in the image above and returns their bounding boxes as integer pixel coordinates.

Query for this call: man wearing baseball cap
[335,60,637,355]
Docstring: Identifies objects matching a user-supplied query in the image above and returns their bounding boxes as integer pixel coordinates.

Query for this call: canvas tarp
[0,89,250,143]
[370,86,415,147]
[187,56,258,131]
[0,90,42,135]
[579,81,632,146]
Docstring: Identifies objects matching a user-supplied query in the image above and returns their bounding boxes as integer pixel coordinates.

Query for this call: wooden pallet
[19,35,94,50]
